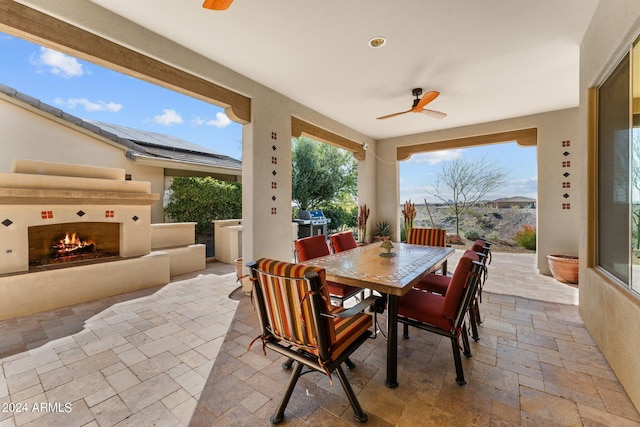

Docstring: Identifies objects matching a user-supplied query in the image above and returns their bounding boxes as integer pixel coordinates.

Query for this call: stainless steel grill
[294,210,331,238]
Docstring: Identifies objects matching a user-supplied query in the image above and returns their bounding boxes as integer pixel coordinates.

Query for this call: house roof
[0,83,242,175]
[493,196,536,203]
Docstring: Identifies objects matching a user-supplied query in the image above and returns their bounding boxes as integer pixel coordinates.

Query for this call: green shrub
[492,212,502,219]
[165,176,242,236]
[514,224,536,250]
[320,203,357,232]
[465,229,481,240]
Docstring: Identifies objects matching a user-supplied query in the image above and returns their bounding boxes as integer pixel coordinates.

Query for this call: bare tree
[633,133,640,249]
[432,155,510,235]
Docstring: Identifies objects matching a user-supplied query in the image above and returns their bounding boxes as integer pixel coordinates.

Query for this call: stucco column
[242,98,294,268]
[374,142,401,242]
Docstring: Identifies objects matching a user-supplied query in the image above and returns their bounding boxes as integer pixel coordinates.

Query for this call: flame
[53,232,95,257]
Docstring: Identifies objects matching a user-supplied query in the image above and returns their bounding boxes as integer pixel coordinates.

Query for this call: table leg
[385,294,399,388]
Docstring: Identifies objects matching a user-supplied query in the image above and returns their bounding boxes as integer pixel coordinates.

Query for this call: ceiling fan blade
[421,109,447,119]
[203,0,233,10]
[412,91,440,111]
[376,110,412,120]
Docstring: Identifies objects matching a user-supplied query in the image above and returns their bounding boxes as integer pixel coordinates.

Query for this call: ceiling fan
[376,88,447,120]
[202,0,233,10]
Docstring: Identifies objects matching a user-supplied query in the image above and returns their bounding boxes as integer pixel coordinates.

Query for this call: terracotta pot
[547,254,579,284]
[234,257,243,281]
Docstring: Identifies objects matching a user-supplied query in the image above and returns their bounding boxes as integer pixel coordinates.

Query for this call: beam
[291,117,366,160]
[396,128,537,161]
[0,0,251,124]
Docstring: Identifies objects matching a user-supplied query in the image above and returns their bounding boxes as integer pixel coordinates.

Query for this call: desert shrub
[492,212,502,219]
[465,229,481,240]
[514,224,536,250]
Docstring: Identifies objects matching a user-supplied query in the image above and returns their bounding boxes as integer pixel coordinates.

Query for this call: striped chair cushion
[406,228,446,247]
[254,258,371,362]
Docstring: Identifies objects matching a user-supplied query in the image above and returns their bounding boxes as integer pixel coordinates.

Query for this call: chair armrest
[322,295,380,319]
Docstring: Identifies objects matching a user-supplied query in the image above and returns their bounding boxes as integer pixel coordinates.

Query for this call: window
[597,36,640,292]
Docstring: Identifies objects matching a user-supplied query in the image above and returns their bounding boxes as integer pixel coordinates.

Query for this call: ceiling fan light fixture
[368,36,386,49]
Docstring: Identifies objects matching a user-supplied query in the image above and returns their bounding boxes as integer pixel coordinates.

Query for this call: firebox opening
[29,222,120,268]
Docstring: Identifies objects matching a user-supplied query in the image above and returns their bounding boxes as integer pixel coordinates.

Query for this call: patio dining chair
[412,249,486,341]
[247,258,377,424]
[295,234,363,307]
[406,227,448,274]
[329,230,358,253]
[397,254,484,386]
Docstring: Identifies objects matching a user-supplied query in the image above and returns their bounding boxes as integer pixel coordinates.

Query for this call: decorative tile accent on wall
[2,219,13,227]
[132,216,139,222]
[105,210,115,218]
[561,140,572,210]
[271,131,278,216]
[41,211,53,219]
[76,210,86,217]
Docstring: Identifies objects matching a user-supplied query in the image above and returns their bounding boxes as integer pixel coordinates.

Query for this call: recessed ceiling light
[368,36,386,49]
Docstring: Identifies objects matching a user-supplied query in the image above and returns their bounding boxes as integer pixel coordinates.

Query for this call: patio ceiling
[80,0,599,141]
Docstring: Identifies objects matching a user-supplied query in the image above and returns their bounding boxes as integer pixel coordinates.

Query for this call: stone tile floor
[1,252,639,426]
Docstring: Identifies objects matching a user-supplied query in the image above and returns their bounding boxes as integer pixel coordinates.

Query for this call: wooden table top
[300,241,455,296]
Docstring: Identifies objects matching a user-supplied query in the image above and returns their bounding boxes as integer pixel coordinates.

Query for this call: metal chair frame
[248,260,377,424]
[398,260,484,386]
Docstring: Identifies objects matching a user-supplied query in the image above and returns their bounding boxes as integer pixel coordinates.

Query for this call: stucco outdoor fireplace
[0,159,170,320]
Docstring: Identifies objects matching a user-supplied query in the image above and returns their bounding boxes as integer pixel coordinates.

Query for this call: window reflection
[632,39,640,291]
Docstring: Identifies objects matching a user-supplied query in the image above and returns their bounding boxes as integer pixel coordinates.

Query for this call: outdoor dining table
[299,241,455,388]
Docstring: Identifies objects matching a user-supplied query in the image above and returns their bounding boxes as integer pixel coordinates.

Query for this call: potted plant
[373,220,391,242]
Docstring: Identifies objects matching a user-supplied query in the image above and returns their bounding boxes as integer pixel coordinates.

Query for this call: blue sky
[0,33,243,160]
[399,143,538,203]
[1,32,537,203]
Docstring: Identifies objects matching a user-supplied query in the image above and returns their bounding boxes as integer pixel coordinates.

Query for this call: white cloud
[191,112,231,128]
[31,47,84,78]
[54,97,122,112]
[406,149,463,165]
[153,109,183,125]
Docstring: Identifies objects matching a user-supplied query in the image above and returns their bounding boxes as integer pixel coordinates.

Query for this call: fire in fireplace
[29,222,120,268]
[52,231,96,260]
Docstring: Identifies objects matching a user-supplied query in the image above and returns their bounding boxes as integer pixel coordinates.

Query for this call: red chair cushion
[330,231,358,253]
[416,250,479,294]
[441,255,474,320]
[417,273,450,294]
[326,281,361,298]
[295,235,330,261]
[398,289,450,331]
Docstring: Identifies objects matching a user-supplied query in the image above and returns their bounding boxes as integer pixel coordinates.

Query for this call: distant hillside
[410,204,536,252]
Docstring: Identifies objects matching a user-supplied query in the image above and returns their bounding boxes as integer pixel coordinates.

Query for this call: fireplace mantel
[0,187,159,205]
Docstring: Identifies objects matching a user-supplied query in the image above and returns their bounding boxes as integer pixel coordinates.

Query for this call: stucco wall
[376,108,580,275]
[579,0,640,410]
[0,96,166,222]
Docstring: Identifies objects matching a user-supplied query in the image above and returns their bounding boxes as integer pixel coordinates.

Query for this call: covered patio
[1,253,637,426]
[2,1,640,425]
